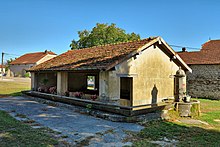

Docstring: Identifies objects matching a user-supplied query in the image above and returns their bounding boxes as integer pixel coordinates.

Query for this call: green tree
[70,23,140,49]
[5,58,13,71]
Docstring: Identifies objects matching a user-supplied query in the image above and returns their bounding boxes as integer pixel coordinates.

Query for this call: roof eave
[159,37,192,73]
[104,37,159,71]
[105,37,192,73]
[27,67,102,72]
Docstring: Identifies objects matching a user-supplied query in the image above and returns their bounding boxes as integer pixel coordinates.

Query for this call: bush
[24,73,30,77]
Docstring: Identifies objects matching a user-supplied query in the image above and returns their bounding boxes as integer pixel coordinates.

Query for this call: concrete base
[175,100,200,117]
[23,90,169,117]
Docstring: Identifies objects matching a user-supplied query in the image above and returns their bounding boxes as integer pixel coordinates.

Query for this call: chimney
[182,47,186,52]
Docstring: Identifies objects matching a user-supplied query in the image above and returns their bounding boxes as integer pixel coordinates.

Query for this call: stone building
[28,37,191,109]
[10,50,56,77]
[178,40,220,99]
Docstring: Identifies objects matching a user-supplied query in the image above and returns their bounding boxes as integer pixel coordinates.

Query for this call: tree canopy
[70,23,140,49]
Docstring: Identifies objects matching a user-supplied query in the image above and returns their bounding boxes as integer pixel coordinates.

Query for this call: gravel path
[0,96,144,146]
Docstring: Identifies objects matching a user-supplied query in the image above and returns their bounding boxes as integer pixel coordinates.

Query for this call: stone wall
[36,72,57,88]
[117,45,180,106]
[10,64,35,77]
[187,64,220,100]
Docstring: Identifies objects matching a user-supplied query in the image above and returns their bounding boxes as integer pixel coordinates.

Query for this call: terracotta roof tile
[0,65,5,68]
[29,37,158,71]
[201,40,220,51]
[178,40,220,65]
[11,51,56,65]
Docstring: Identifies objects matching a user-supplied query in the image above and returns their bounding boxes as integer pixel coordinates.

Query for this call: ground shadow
[133,120,220,146]
[0,92,23,98]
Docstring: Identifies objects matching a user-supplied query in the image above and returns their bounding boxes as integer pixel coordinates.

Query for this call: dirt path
[0,96,144,146]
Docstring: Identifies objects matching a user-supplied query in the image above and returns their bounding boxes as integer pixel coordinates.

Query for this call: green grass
[198,98,220,129]
[132,98,220,146]
[0,80,30,96]
[133,120,220,147]
[0,110,58,147]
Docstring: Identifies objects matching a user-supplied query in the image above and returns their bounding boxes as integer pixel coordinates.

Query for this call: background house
[178,40,220,99]
[28,37,191,108]
[0,65,5,77]
[10,50,56,77]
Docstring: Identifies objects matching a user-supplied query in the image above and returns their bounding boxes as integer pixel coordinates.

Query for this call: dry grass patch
[0,78,30,96]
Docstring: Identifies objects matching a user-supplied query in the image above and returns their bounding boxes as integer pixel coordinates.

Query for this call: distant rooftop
[178,39,220,65]
[10,50,56,65]
[0,65,5,68]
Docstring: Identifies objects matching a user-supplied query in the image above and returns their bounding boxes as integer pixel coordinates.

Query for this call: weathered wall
[101,45,181,106]
[120,45,180,106]
[31,72,37,90]
[10,64,35,77]
[99,71,120,101]
[57,72,68,95]
[187,65,220,99]
[36,72,57,88]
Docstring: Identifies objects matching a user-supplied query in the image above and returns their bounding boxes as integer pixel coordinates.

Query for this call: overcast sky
[0,0,220,61]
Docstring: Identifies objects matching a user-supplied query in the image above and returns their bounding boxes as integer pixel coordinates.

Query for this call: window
[120,77,133,100]
[87,76,95,90]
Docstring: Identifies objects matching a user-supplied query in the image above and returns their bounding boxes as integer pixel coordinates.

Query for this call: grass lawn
[0,110,58,147]
[0,78,30,96]
[132,98,220,146]
[199,99,220,130]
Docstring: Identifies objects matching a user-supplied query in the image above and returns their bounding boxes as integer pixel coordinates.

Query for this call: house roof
[201,40,220,51]
[178,40,220,65]
[0,65,5,68]
[28,37,191,72]
[10,51,56,65]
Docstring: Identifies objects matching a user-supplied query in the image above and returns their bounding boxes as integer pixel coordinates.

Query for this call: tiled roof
[11,51,56,65]
[201,40,220,51]
[29,37,158,71]
[178,40,220,65]
[0,65,5,68]
[29,37,191,72]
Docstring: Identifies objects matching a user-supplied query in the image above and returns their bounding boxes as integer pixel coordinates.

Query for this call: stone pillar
[174,67,186,102]
[57,72,68,95]
[99,71,109,100]
[31,72,37,91]
[108,71,120,101]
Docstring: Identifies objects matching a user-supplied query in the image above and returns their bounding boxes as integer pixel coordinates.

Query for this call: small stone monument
[174,67,200,117]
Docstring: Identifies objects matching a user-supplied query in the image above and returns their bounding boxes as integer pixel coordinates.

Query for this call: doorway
[120,77,133,105]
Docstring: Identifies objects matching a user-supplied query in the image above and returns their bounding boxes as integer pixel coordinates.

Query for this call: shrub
[65,91,69,97]
[49,86,57,94]
[24,73,30,77]
[74,92,84,98]
[90,95,98,101]
[37,86,49,93]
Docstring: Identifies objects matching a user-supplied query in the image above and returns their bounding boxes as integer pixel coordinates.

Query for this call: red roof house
[0,65,6,76]
[10,50,56,77]
[178,40,220,99]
